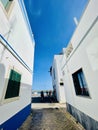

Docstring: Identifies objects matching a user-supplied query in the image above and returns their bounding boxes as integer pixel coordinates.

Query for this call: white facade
[52,0,98,129]
[0,0,35,129]
[52,54,66,103]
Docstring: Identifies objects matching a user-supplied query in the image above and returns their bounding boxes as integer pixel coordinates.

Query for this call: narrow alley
[19,95,85,130]
[0,1,98,130]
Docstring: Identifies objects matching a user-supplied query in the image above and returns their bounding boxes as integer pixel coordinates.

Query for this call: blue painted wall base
[0,104,31,130]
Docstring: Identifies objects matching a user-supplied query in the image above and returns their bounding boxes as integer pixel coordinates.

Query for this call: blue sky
[24,0,88,90]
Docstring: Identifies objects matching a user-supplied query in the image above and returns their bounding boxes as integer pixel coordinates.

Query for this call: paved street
[19,96,85,130]
[30,108,83,130]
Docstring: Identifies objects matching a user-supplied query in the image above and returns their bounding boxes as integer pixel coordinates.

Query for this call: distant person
[40,91,44,101]
[49,90,52,97]
[49,90,52,102]
[53,89,56,102]
[46,91,49,97]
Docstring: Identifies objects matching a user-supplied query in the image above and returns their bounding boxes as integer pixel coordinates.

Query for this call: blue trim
[0,104,31,130]
[0,34,32,73]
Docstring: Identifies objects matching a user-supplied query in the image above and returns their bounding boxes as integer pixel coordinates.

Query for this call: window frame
[72,68,90,97]
[1,67,22,104]
[5,69,21,99]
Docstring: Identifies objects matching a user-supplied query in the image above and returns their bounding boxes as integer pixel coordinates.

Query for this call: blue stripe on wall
[0,34,32,73]
[0,104,31,130]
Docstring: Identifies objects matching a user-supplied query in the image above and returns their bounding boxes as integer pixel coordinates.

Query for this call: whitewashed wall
[0,0,35,70]
[71,0,98,49]
[62,0,98,121]
[0,45,32,124]
[0,0,35,125]
[52,55,66,103]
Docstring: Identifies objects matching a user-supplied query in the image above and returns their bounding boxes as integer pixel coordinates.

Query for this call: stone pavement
[19,103,85,130]
[19,96,85,130]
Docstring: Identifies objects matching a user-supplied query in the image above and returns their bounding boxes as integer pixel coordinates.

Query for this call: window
[5,69,21,99]
[72,68,89,96]
[0,0,13,12]
[60,82,64,86]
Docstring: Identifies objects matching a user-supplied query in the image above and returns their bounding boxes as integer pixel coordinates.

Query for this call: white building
[52,0,98,129]
[52,51,66,103]
[0,0,35,129]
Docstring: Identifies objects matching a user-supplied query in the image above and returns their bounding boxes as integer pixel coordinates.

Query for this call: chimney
[74,17,78,26]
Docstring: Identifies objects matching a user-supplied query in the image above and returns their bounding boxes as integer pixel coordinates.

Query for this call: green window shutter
[10,70,21,82]
[5,69,21,99]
